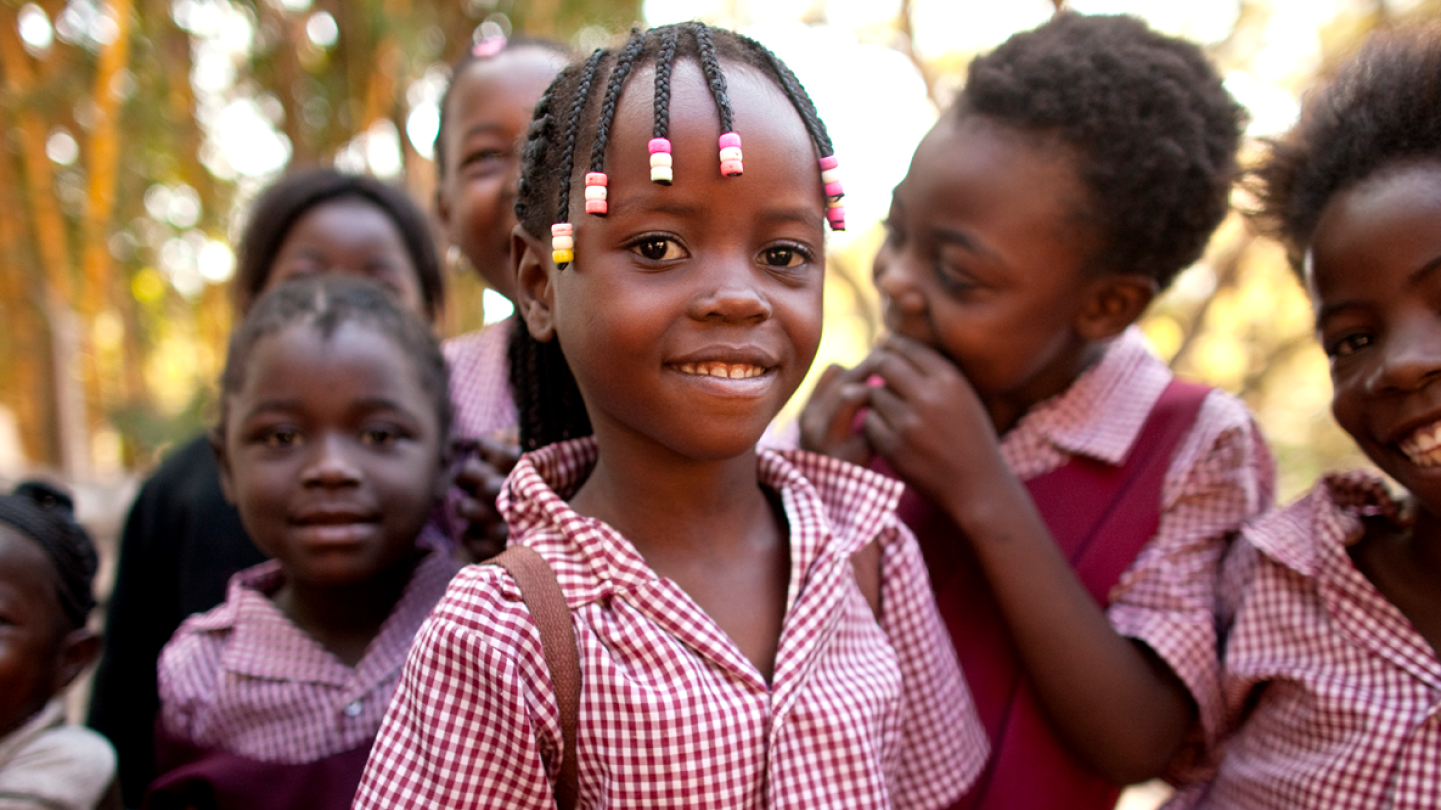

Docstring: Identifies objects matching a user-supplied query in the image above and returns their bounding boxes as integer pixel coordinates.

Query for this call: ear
[1074,274,1157,342]
[54,627,100,692]
[512,224,557,343]
[211,431,237,506]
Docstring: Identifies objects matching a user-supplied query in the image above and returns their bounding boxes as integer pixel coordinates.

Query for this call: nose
[1369,314,1441,394]
[872,242,927,315]
[688,259,772,324]
[301,434,362,488]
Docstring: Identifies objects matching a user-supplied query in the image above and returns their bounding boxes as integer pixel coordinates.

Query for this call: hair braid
[556,48,608,227]
[751,41,834,157]
[653,26,679,141]
[689,23,735,134]
[589,28,648,174]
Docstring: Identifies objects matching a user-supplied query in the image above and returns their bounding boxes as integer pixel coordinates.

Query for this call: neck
[1409,503,1441,567]
[569,431,774,562]
[988,335,1109,435]
[272,550,422,666]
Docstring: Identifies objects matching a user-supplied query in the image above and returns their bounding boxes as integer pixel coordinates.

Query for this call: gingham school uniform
[994,326,1275,774]
[353,438,988,809]
[443,320,517,441]
[155,550,459,764]
[1166,471,1441,809]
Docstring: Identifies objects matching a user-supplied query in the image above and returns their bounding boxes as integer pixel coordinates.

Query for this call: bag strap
[850,539,883,621]
[487,545,581,810]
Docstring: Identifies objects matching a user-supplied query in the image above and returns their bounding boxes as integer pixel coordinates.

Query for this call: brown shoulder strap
[487,545,581,810]
[850,539,883,621]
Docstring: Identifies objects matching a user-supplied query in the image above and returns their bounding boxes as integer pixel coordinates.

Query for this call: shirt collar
[1246,469,1404,577]
[1004,326,1171,466]
[206,551,457,686]
[499,437,903,594]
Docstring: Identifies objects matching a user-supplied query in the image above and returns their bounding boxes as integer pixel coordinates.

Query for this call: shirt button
[344,700,363,717]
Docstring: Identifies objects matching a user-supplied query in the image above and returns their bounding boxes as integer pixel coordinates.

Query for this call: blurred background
[4,1,1437,804]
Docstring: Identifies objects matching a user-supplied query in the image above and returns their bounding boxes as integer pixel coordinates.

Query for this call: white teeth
[677,362,765,379]
[1399,420,1441,467]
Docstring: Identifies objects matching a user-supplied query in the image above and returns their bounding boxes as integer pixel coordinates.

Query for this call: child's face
[264,199,428,319]
[0,526,68,737]
[437,48,566,300]
[874,115,1105,429]
[217,322,446,588]
[524,61,825,461]
[1309,162,1441,511]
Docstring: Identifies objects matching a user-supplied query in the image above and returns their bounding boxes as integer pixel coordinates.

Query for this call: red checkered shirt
[997,326,1276,770]
[156,550,459,763]
[354,438,988,809]
[1166,471,1441,809]
[443,320,517,441]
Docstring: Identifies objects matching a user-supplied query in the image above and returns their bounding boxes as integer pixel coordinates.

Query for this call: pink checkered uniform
[992,327,1275,775]
[1165,471,1441,809]
[354,438,988,809]
[443,321,516,441]
[155,550,458,763]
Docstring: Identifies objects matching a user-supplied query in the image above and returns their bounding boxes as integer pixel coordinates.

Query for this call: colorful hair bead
[825,197,846,231]
[551,223,575,264]
[584,172,608,215]
[718,132,743,177]
[818,156,844,200]
[649,138,673,185]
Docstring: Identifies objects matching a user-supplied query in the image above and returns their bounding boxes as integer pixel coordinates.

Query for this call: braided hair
[217,276,452,441]
[1249,24,1441,274]
[0,481,98,630]
[509,22,839,451]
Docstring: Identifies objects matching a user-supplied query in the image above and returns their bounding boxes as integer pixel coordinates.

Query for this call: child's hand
[452,435,521,563]
[798,362,876,467]
[861,334,1008,516]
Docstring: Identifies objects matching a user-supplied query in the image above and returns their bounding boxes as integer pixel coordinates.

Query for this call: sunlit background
[5,1,1438,802]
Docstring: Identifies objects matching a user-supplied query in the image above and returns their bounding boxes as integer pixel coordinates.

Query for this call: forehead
[0,525,59,606]
[283,198,402,246]
[591,59,822,215]
[234,322,429,404]
[448,48,565,118]
[1307,162,1441,297]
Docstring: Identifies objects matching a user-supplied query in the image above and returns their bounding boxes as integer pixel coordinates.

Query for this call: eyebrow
[933,226,1003,264]
[607,198,822,228]
[240,396,418,421]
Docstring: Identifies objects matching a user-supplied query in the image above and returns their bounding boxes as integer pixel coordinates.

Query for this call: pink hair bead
[818,155,839,171]
[551,223,573,237]
[718,132,741,149]
[585,172,607,187]
[824,181,845,198]
[826,208,846,230]
[585,199,607,215]
[720,159,744,177]
[648,138,671,154]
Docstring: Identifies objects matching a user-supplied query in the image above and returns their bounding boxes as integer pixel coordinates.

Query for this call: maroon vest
[143,723,372,810]
[879,379,1210,810]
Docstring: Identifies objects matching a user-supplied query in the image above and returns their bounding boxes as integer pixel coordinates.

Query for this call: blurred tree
[0,0,640,476]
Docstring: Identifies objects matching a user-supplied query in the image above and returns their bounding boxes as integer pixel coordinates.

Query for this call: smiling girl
[355,23,984,809]
[144,277,459,810]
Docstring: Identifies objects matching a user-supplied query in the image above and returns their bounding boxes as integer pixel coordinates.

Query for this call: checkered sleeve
[353,566,562,809]
[879,519,989,809]
[1106,392,1275,780]
[154,621,218,747]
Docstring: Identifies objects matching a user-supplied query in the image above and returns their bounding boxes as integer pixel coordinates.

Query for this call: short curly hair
[960,13,1245,289]
[1249,24,1441,273]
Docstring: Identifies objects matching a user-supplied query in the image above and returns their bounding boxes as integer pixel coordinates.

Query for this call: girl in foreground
[355,22,984,809]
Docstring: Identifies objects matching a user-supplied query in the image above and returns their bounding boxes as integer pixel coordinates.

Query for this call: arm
[353,570,560,809]
[863,335,1222,783]
[877,523,989,809]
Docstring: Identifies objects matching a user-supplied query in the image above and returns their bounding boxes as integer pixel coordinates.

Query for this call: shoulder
[1241,470,1395,577]
[156,563,277,704]
[0,721,116,807]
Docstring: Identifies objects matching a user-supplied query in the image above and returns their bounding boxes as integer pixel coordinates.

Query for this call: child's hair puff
[1249,24,1441,272]
[962,12,1245,288]
[233,168,444,319]
[0,481,98,630]
[217,276,452,439]
[509,22,838,451]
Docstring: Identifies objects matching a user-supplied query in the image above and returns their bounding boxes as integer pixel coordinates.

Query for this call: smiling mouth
[1399,418,1441,467]
[675,362,769,380]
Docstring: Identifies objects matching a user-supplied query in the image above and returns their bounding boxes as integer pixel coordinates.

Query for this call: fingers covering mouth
[675,362,768,380]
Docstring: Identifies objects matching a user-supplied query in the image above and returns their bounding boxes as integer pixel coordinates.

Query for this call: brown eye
[761,246,807,268]
[630,237,685,262]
